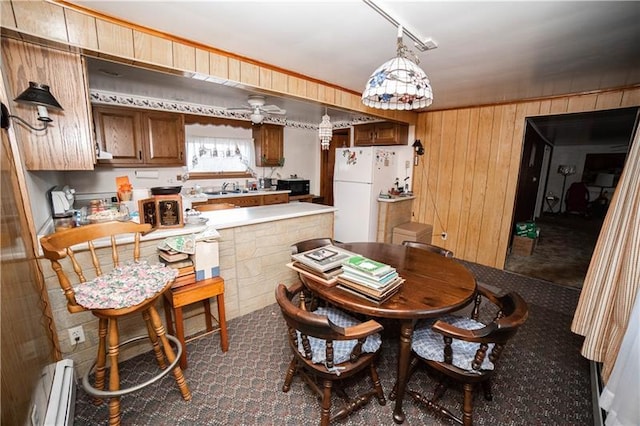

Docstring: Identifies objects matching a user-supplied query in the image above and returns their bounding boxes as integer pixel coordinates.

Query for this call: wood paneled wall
[413,87,640,269]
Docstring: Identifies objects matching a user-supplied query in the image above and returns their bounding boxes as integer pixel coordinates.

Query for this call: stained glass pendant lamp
[362,25,433,110]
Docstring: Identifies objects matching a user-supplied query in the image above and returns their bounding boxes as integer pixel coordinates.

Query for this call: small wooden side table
[163,276,229,369]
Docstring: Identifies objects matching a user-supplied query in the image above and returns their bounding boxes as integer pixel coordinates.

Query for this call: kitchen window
[186,136,256,179]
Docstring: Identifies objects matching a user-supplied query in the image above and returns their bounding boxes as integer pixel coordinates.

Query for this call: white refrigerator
[333,146,409,242]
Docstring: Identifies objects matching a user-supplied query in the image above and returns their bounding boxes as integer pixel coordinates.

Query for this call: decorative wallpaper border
[89,90,378,130]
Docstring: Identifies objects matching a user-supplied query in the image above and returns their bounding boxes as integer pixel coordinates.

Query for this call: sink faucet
[222,182,230,191]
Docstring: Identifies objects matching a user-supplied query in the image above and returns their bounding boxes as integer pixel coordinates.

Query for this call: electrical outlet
[405,160,410,169]
[441,232,448,240]
[68,326,85,344]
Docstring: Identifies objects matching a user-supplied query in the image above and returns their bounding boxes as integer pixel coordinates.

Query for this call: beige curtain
[571,126,640,383]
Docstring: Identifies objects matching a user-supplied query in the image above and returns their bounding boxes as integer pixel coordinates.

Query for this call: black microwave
[277,179,310,196]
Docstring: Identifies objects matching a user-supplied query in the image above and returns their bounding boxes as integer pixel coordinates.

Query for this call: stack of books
[158,247,195,289]
[337,256,404,303]
[290,245,357,284]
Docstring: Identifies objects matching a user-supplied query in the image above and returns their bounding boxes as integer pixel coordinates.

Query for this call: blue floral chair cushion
[412,315,495,371]
[74,261,177,309]
[297,306,382,366]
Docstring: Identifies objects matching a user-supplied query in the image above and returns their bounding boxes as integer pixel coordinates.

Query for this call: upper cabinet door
[143,111,185,165]
[253,124,284,166]
[373,122,407,145]
[353,122,408,146]
[353,124,375,146]
[94,106,144,164]
[93,106,185,167]
[2,38,95,170]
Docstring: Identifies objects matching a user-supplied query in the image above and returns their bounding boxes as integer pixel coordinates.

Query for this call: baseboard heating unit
[30,359,76,426]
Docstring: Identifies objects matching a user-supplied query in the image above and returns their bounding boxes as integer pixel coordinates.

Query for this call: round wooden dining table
[298,242,477,424]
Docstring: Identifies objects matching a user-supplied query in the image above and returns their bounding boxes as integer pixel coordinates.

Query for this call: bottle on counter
[54,212,76,231]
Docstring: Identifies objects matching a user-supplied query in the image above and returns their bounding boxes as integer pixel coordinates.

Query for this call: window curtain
[186,136,255,172]
[571,127,640,386]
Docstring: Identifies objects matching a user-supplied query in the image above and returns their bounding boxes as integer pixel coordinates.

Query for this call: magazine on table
[336,281,402,304]
[290,261,343,280]
[291,245,359,273]
[341,255,393,277]
[337,275,404,298]
[341,266,398,287]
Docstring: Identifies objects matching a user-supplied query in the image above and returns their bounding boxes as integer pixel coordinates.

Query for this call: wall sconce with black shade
[412,139,424,165]
[412,139,425,155]
[1,82,63,131]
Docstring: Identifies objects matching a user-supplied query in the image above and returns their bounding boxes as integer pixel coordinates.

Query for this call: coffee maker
[47,185,76,216]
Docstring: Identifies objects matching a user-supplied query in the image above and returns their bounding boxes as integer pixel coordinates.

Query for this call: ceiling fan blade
[262,105,286,114]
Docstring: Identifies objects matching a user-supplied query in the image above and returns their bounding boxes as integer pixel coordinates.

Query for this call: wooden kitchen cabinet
[253,123,284,166]
[262,193,289,205]
[2,38,95,170]
[93,106,143,165]
[143,111,185,165]
[94,106,185,166]
[353,122,408,146]
[193,192,289,208]
[218,196,261,207]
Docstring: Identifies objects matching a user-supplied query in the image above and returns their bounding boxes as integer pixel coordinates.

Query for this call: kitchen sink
[203,189,251,196]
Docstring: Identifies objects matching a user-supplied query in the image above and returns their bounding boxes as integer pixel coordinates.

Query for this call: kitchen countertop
[197,201,335,230]
[378,195,416,203]
[38,202,336,254]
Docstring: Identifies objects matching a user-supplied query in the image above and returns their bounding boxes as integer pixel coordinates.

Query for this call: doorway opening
[319,128,350,206]
[506,106,639,288]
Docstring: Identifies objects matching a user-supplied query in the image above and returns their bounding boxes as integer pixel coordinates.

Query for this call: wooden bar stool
[163,276,229,369]
[40,222,191,426]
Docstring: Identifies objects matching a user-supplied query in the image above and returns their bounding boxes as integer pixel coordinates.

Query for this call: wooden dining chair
[291,237,335,254]
[402,240,454,258]
[402,284,528,426]
[290,237,336,310]
[40,222,191,426]
[276,282,386,426]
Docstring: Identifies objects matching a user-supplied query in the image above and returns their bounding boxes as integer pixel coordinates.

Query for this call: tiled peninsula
[39,203,336,376]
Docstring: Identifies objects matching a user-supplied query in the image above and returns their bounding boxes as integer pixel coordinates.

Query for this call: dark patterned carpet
[74,263,592,425]
[505,214,603,289]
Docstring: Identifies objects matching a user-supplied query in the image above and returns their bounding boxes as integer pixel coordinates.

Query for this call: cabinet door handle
[139,151,142,160]
[180,151,183,160]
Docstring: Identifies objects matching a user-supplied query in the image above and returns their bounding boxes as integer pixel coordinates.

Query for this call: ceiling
[76,1,640,139]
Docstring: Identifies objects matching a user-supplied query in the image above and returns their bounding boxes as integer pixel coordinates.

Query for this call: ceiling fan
[226,95,286,124]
